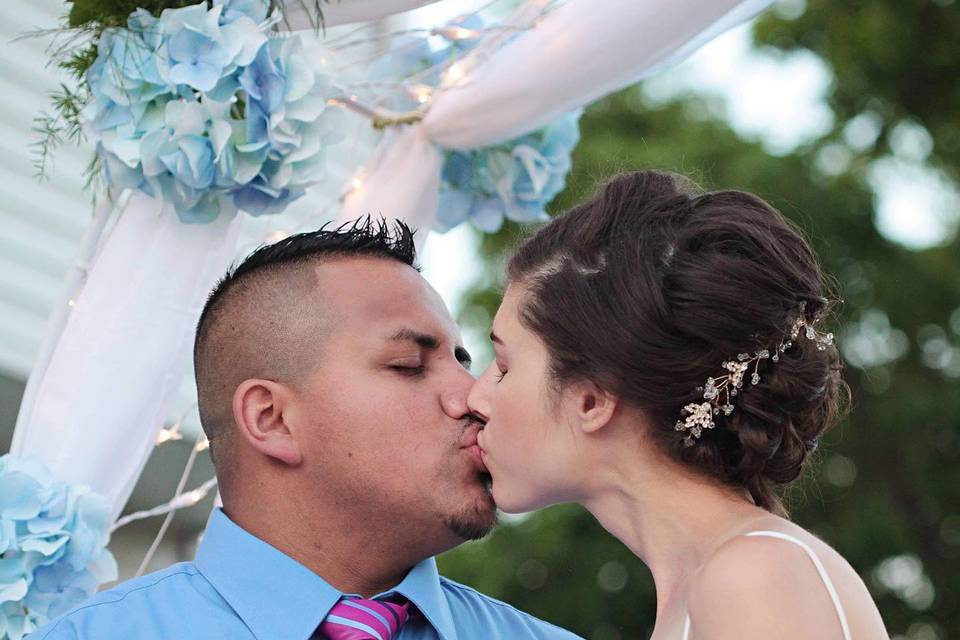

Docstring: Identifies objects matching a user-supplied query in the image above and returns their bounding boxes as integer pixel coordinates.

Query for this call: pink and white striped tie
[316,597,411,640]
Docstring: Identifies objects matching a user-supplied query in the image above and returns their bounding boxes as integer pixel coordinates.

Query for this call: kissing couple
[30,170,888,640]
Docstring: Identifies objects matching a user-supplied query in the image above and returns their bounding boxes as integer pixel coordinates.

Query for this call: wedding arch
[1,0,770,636]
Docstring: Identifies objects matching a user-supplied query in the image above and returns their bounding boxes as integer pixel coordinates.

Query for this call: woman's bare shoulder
[685,523,889,640]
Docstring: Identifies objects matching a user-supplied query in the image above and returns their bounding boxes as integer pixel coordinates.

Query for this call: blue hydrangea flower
[155,2,266,92]
[83,27,169,132]
[84,0,341,221]
[219,0,270,24]
[0,455,117,640]
[137,99,232,222]
[230,36,344,216]
[436,110,583,233]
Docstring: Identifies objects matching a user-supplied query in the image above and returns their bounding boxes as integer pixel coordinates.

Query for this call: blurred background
[434,2,960,639]
[1,0,957,639]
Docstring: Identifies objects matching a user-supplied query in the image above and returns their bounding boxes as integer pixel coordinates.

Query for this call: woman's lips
[464,443,486,468]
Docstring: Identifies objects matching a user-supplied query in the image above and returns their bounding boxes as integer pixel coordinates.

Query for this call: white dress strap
[744,531,853,640]
[679,530,853,640]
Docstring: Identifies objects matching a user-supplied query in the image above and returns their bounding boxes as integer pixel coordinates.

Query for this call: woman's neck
[578,444,772,616]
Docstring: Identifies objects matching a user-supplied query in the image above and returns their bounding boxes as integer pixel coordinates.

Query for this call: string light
[351,175,366,192]
[267,229,289,243]
[432,26,480,41]
[67,299,75,308]
[409,83,433,105]
[111,477,218,532]
[194,434,210,453]
[156,424,184,445]
[443,63,465,86]
[183,487,207,506]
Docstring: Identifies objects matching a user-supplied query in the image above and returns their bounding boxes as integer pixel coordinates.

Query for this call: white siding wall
[0,1,92,379]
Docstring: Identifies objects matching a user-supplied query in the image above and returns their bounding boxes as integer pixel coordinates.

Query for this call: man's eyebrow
[388,328,472,368]
[389,328,439,349]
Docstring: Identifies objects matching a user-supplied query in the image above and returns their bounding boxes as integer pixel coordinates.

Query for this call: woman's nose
[465,367,493,422]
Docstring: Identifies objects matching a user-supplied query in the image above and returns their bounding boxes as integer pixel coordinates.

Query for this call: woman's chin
[490,483,553,515]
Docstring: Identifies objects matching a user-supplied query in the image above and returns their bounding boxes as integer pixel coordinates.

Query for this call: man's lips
[459,419,484,448]
[460,420,488,469]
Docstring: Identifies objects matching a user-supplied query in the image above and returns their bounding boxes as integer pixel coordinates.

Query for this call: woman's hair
[508,170,848,515]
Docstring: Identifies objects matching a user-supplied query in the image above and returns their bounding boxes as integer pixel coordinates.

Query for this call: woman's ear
[572,381,618,434]
[232,378,303,466]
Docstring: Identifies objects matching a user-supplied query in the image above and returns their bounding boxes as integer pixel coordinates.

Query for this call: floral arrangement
[436,112,582,233]
[0,455,117,640]
[369,15,583,233]
[36,0,342,221]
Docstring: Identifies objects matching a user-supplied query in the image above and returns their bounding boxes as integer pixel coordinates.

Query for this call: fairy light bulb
[267,229,289,243]
[444,64,465,85]
[351,176,365,192]
[435,26,479,41]
[409,84,433,105]
[156,425,184,445]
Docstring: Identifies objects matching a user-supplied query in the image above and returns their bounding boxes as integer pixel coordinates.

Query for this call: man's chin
[444,480,498,541]
[445,510,497,541]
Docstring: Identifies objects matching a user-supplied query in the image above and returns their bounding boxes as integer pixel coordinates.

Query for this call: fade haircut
[193,218,418,478]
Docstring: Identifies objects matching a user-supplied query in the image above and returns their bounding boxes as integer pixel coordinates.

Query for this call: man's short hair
[193,217,418,478]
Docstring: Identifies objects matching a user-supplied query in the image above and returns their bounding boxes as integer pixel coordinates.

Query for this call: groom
[30,219,580,640]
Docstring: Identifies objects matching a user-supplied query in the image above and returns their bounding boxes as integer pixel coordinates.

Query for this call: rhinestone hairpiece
[675,304,834,447]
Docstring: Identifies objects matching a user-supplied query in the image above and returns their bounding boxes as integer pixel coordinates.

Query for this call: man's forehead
[312,257,460,343]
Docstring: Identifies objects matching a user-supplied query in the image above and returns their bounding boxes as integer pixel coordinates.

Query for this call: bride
[467,170,889,639]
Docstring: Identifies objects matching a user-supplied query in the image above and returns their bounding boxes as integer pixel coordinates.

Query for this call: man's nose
[440,364,475,419]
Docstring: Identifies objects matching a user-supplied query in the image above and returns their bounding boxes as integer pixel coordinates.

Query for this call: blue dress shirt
[29,508,582,640]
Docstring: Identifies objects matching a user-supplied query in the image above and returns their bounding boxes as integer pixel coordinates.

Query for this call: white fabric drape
[11,192,241,520]
[281,0,442,29]
[339,0,773,238]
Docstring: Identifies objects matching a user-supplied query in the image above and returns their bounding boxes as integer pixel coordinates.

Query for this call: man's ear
[572,380,618,435]
[232,379,303,466]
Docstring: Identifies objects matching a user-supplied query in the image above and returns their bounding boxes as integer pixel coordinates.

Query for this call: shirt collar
[374,555,458,640]
[195,508,341,640]
[195,508,457,640]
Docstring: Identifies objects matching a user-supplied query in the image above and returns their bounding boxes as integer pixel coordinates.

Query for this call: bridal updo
[507,170,847,515]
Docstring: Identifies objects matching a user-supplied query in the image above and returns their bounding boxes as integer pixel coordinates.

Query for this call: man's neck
[221,498,454,598]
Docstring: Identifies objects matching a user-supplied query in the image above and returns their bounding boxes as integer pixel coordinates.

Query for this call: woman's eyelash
[495,370,506,382]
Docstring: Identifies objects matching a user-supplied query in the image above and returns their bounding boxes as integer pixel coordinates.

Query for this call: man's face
[291,257,495,545]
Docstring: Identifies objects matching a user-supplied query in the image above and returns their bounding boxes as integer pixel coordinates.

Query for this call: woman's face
[467,284,584,513]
